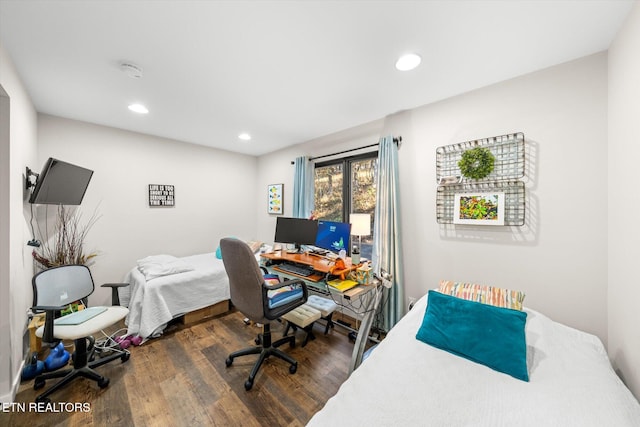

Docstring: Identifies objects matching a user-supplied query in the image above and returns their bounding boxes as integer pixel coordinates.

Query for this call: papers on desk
[327,279,359,292]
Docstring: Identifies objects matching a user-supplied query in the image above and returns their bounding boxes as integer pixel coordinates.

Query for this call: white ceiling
[0,0,634,156]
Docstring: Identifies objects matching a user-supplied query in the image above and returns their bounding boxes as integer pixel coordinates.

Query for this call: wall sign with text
[149,184,175,207]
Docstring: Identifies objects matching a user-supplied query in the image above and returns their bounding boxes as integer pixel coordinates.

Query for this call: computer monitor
[274,217,319,253]
[315,220,352,254]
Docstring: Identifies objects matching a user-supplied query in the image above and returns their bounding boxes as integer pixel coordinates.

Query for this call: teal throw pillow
[416,290,529,381]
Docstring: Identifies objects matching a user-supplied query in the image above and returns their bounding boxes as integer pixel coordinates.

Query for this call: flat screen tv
[274,217,318,253]
[315,220,351,253]
[29,158,94,205]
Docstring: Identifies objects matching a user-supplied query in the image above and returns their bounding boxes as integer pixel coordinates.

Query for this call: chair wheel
[289,363,297,374]
[35,395,50,404]
[121,353,130,363]
[225,357,233,367]
[34,378,46,390]
[254,337,261,345]
[244,379,253,390]
[98,377,110,388]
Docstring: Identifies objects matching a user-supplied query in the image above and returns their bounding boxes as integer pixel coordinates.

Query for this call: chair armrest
[31,305,64,347]
[100,282,130,306]
[262,278,308,320]
[101,283,129,288]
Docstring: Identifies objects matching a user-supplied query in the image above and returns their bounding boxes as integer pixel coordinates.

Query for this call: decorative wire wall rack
[436,180,525,226]
[436,132,525,184]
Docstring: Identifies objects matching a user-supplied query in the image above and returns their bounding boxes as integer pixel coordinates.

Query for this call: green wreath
[458,147,495,180]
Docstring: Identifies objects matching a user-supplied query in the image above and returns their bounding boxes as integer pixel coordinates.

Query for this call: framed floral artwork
[453,192,505,226]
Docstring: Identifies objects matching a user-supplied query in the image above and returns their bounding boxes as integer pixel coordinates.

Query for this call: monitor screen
[315,220,351,253]
[274,217,319,250]
[29,157,94,205]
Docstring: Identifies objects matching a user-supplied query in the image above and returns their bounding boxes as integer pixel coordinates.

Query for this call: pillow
[245,240,263,253]
[215,238,263,259]
[137,255,194,281]
[416,290,529,381]
[438,280,526,311]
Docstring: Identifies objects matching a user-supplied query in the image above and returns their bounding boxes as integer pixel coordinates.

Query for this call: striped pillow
[438,280,526,311]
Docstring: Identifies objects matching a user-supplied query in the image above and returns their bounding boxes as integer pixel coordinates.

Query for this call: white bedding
[308,294,640,426]
[121,253,230,340]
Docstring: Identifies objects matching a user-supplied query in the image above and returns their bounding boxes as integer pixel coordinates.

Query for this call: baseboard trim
[0,360,24,403]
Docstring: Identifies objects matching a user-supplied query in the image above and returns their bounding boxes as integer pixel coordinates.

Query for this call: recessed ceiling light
[395,53,422,71]
[238,133,251,141]
[128,103,149,114]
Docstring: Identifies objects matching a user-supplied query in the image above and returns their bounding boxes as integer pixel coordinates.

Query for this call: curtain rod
[290,136,402,164]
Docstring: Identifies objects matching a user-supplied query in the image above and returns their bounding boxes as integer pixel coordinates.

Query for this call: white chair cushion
[36,306,129,341]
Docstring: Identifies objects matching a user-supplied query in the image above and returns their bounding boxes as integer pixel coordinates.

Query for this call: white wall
[0,42,39,402]
[258,53,609,343]
[608,1,640,399]
[37,115,259,306]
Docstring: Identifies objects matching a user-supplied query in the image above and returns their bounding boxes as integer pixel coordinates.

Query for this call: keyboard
[276,263,314,277]
[54,306,107,325]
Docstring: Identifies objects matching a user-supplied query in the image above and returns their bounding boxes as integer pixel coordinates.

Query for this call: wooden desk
[260,251,370,299]
[260,251,357,282]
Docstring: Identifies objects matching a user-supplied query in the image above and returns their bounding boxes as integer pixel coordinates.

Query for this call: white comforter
[122,253,230,340]
[308,294,640,426]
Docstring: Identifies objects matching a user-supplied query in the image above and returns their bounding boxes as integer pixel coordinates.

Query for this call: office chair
[219,238,308,390]
[31,265,130,403]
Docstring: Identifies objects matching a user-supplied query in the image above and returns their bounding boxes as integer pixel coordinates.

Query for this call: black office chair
[219,238,308,390]
[31,264,130,403]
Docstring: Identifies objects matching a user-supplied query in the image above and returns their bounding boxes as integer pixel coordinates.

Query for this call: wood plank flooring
[3,310,356,427]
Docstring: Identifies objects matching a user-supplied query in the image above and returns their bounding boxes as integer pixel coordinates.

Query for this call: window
[313,152,377,260]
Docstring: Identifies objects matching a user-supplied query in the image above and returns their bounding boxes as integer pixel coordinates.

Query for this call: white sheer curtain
[292,156,314,218]
[372,135,404,330]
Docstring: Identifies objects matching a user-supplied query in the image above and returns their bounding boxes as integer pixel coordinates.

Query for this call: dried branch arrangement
[32,205,100,269]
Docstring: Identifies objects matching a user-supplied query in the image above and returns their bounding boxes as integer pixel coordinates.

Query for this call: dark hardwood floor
[4,310,357,426]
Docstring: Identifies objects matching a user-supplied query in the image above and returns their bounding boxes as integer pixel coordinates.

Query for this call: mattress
[121,252,230,340]
[308,294,640,426]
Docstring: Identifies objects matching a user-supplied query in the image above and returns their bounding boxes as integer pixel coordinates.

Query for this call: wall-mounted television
[315,220,351,253]
[29,157,94,205]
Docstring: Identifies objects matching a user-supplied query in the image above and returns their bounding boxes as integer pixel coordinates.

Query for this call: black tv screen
[274,217,318,249]
[29,158,94,205]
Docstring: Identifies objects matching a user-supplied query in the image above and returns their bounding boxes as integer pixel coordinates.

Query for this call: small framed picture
[148,184,175,207]
[268,184,283,214]
[453,192,505,226]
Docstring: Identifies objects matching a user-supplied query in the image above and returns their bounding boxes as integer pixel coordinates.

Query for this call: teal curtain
[292,156,314,218]
[372,136,404,331]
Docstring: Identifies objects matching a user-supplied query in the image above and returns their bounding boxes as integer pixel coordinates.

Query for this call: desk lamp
[350,213,371,264]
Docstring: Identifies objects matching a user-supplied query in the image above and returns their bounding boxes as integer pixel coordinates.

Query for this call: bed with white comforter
[308,293,640,426]
[120,253,230,340]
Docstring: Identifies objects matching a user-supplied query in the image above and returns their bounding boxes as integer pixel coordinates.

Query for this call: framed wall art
[268,183,283,214]
[453,192,504,226]
[149,184,175,207]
